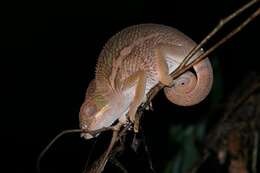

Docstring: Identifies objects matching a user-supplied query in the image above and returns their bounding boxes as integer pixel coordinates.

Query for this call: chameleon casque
[79,24,213,139]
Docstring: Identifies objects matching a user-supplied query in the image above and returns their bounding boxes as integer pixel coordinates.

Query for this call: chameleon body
[79,24,213,139]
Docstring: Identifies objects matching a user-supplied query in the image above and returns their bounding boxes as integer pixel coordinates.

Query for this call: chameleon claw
[134,121,139,133]
[144,101,153,111]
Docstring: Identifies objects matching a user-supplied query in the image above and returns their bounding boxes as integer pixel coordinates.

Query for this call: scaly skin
[79,24,213,139]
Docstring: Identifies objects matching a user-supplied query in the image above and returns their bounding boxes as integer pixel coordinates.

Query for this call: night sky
[3,0,259,173]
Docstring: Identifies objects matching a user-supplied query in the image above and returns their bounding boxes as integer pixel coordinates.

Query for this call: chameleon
[79,24,213,139]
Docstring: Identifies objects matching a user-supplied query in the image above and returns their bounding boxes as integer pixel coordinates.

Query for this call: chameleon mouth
[80,124,93,139]
[80,124,95,139]
[81,132,94,139]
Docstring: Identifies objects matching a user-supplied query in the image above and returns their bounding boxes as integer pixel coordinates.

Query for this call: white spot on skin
[82,124,88,129]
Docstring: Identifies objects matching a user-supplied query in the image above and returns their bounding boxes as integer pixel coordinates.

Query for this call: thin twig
[85,122,131,173]
[109,139,127,173]
[176,0,258,71]
[37,129,82,173]
[172,7,260,82]
[83,139,98,173]
[37,127,115,173]
[95,129,120,173]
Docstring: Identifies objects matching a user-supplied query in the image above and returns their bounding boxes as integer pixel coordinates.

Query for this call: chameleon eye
[84,103,97,117]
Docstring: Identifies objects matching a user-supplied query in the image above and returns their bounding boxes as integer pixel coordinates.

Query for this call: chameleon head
[79,97,110,139]
[79,80,125,140]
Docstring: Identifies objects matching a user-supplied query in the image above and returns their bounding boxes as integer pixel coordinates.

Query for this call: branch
[176,0,258,71]
[84,122,131,173]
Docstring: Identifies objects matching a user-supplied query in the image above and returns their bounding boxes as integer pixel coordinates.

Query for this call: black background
[3,0,259,173]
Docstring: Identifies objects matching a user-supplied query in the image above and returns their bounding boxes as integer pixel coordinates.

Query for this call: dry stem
[176,0,258,72]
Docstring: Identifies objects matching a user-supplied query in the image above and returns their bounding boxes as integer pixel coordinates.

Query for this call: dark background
[3,0,259,173]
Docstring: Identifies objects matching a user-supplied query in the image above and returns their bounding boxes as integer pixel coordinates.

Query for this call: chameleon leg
[154,44,184,86]
[123,71,146,132]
